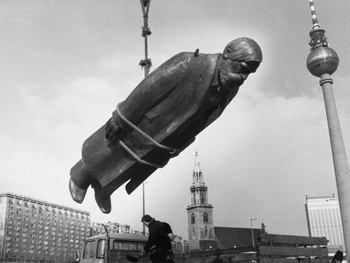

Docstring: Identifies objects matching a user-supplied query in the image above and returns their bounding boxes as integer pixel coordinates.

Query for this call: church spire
[193,150,204,184]
[190,150,210,207]
[187,150,215,251]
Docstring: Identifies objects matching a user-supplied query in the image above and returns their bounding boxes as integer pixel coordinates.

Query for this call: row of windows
[5,248,77,256]
[6,236,87,245]
[5,236,84,244]
[7,212,90,220]
[6,228,89,236]
[6,228,89,237]
[6,222,90,231]
[6,223,89,230]
[83,240,145,259]
[191,225,211,239]
[6,235,85,243]
[7,211,90,223]
[7,200,89,219]
[190,212,209,224]
[6,241,85,248]
[5,219,90,229]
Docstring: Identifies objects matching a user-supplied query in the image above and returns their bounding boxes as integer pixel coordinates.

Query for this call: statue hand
[105,117,122,143]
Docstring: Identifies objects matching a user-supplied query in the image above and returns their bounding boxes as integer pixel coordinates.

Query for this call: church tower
[187,151,216,251]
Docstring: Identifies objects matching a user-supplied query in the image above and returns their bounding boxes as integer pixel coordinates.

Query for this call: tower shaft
[320,74,350,257]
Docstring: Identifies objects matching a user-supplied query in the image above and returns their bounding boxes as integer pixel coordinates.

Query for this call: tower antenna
[309,0,320,30]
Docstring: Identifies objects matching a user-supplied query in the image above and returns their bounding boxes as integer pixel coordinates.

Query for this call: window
[191,213,195,224]
[112,241,138,250]
[203,213,208,223]
[96,240,106,259]
[83,241,96,259]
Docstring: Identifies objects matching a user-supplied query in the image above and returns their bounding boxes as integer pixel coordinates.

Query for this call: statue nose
[241,73,248,81]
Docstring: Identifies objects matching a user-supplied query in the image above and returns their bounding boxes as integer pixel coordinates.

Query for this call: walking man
[141,215,172,263]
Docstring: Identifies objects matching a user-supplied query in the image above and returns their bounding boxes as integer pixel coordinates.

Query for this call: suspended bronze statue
[69,37,263,213]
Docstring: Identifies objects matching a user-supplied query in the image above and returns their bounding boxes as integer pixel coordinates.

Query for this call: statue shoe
[69,178,87,203]
[94,187,112,214]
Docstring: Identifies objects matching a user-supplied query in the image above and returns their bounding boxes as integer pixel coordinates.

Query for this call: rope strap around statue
[115,103,178,168]
[118,140,164,168]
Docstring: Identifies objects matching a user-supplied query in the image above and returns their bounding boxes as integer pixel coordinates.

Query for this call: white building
[305,194,344,252]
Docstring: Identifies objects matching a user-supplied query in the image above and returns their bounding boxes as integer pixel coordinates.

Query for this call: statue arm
[106,52,192,141]
[119,52,192,121]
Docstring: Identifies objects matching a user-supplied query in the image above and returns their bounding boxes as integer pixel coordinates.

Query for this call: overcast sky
[1,0,350,240]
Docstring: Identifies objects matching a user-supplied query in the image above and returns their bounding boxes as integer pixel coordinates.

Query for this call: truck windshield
[83,240,95,259]
[82,239,106,259]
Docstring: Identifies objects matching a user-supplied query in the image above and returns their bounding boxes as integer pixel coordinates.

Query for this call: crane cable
[139,0,152,77]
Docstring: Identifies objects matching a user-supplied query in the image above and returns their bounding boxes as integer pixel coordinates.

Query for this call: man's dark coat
[144,219,172,253]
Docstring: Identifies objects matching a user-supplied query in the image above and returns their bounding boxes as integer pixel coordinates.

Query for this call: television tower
[306,0,350,258]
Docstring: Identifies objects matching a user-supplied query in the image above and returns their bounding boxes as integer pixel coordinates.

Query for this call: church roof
[214,227,261,249]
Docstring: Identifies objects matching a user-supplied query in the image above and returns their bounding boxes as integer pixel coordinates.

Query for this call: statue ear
[223,47,232,59]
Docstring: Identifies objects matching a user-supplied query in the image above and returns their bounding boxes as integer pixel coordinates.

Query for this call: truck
[75,231,329,263]
[75,232,150,263]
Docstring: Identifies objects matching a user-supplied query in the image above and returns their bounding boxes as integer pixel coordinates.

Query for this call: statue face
[219,59,251,90]
[218,55,261,91]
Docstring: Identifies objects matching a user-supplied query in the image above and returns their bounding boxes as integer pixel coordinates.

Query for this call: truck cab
[76,232,150,263]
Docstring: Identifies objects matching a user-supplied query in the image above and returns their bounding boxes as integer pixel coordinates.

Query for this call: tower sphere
[307,46,339,77]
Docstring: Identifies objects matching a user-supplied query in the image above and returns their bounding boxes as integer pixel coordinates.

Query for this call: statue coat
[71,51,239,204]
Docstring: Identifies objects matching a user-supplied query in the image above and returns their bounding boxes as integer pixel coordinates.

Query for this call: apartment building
[0,192,91,262]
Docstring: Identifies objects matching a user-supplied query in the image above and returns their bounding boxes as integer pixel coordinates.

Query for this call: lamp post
[142,182,146,235]
[250,218,257,247]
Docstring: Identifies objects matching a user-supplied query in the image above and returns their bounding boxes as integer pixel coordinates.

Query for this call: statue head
[218,37,262,90]
[223,37,262,73]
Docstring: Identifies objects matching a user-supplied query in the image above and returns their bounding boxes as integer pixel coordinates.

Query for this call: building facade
[186,151,216,251]
[305,194,344,252]
[0,192,91,262]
